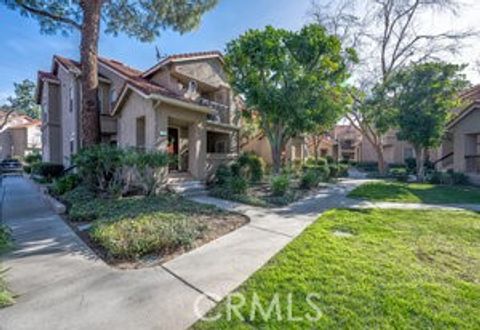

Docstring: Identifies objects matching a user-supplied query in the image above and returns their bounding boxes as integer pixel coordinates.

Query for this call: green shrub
[306,157,327,166]
[389,168,409,182]
[325,155,335,164]
[229,176,248,194]
[90,213,205,259]
[236,153,264,183]
[215,164,231,186]
[301,170,321,189]
[271,175,290,197]
[51,174,80,196]
[23,165,31,174]
[329,164,339,178]
[428,170,469,185]
[303,164,330,181]
[24,152,42,165]
[356,161,378,172]
[338,164,349,177]
[32,162,64,179]
[405,157,417,173]
[0,225,11,253]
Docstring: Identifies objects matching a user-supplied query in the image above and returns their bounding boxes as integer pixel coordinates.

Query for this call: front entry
[168,127,179,171]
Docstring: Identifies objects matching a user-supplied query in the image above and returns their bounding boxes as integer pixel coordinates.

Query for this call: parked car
[0,158,23,174]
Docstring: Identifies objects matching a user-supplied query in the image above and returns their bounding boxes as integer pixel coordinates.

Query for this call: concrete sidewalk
[0,177,367,330]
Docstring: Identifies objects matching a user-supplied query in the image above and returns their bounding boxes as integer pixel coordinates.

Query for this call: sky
[1,0,480,103]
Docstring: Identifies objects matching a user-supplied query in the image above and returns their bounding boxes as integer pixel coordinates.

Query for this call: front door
[168,127,179,170]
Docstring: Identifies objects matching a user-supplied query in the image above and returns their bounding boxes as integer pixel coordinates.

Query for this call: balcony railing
[198,98,230,123]
[465,155,480,174]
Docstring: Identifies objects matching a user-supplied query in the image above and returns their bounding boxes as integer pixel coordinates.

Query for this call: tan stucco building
[0,111,41,160]
[37,52,241,180]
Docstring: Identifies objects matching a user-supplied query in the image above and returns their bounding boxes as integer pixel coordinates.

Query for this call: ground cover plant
[61,186,247,265]
[0,225,13,308]
[349,181,480,204]
[194,209,480,329]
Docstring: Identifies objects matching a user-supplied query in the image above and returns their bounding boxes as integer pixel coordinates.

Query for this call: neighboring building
[437,85,480,184]
[0,110,41,160]
[242,134,308,165]
[359,129,417,165]
[37,51,241,180]
[333,125,363,162]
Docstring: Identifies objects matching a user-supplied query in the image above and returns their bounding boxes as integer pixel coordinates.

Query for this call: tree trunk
[374,143,387,175]
[79,0,102,147]
[313,136,319,161]
[414,145,425,182]
[271,140,283,174]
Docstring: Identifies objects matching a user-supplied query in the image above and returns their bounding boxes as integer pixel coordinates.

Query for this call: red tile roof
[460,84,480,101]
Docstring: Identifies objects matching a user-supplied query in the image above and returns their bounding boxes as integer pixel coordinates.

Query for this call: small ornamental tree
[386,62,468,180]
[4,0,218,146]
[225,24,354,173]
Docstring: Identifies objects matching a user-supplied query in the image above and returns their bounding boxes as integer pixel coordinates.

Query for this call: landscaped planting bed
[194,209,480,329]
[0,225,13,308]
[348,181,480,204]
[61,186,248,267]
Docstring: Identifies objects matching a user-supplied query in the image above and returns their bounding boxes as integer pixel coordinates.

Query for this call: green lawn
[348,181,480,204]
[62,186,246,261]
[0,225,14,308]
[194,209,480,329]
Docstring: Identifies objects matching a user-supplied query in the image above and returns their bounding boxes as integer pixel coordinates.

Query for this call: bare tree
[311,0,478,174]
[0,107,15,131]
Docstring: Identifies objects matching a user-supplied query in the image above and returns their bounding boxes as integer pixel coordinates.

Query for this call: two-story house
[36,51,241,180]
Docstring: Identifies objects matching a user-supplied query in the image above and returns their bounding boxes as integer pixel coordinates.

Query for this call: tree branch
[0,108,15,131]
[16,1,82,30]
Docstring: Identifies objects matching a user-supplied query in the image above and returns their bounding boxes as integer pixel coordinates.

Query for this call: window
[207,131,229,153]
[110,89,117,104]
[70,139,74,154]
[187,80,198,94]
[69,86,74,112]
[136,116,146,150]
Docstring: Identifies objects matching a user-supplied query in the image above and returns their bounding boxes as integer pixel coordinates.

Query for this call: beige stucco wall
[451,108,480,177]
[242,136,307,165]
[360,130,416,164]
[41,82,62,163]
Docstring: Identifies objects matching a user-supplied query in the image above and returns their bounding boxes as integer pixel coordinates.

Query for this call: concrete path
[0,177,367,329]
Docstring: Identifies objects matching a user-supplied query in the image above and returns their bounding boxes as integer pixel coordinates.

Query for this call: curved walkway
[0,177,368,330]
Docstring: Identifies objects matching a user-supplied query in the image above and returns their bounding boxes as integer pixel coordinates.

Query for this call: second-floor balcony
[199,98,230,124]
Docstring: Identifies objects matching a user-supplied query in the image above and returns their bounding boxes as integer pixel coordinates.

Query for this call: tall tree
[311,0,477,174]
[385,62,468,180]
[225,24,354,173]
[8,79,41,119]
[3,0,218,146]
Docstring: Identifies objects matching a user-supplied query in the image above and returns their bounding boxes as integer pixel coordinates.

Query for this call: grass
[349,181,480,204]
[0,225,14,308]
[62,186,246,261]
[194,209,480,329]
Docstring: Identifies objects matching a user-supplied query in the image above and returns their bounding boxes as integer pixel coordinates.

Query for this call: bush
[24,152,42,165]
[32,162,64,179]
[214,164,231,186]
[90,213,205,259]
[325,155,335,164]
[338,164,349,177]
[0,225,11,253]
[301,170,321,189]
[51,174,80,196]
[229,176,248,194]
[271,175,290,197]
[329,164,339,178]
[389,168,409,182]
[306,157,327,166]
[427,170,469,185]
[73,145,169,196]
[236,153,264,183]
[303,164,330,181]
[405,157,416,173]
[356,161,379,172]
[23,165,32,174]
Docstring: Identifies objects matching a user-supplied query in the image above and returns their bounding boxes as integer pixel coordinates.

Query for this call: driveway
[0,176,367,330]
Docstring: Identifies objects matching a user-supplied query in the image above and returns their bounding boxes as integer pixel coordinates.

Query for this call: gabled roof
[142,50,224,78]
[447,84,480,128]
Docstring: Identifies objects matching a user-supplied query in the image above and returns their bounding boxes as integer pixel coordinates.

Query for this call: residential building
[36,51,241,180]
[0,110,41,160]
[437,85,480,184]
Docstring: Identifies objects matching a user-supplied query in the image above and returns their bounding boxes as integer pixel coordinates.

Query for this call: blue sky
[0,0,312,103]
